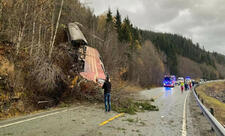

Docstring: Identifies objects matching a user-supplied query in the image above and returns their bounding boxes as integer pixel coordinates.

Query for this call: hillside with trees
[140,30,225,79]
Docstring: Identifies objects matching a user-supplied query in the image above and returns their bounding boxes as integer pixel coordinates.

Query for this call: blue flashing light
[163,75,175,87]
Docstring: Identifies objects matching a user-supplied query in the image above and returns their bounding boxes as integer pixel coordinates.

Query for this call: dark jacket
[102,81,111,94]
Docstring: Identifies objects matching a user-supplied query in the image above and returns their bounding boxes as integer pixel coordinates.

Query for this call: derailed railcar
[66,22,106,84]
[66,22,87,71]
[67,22,88,48]
[80,46,106,84]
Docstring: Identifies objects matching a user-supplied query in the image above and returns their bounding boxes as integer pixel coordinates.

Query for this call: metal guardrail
[193,85,225,136]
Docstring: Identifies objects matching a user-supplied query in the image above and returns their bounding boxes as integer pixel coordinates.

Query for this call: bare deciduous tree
[16,2,28,54]
[49,0,64,58]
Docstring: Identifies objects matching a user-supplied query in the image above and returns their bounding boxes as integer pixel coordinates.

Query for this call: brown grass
[196,81,225,126]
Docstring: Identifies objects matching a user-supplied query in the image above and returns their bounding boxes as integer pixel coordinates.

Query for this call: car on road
[163,75,175,87]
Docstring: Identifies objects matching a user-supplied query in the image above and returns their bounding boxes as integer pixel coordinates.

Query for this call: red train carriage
[67,22,106,85]
[80,46,106,84]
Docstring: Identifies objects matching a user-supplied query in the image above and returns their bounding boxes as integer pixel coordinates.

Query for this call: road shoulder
[187,90,215,136]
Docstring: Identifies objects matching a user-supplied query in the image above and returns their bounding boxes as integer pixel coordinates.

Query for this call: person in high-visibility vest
[180,82,184,93]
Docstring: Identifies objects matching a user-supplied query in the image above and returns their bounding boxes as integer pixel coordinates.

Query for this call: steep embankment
[0,45,23,119]
[0,0,160,119]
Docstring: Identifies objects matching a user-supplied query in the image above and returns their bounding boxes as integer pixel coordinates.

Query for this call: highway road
[0,87,214,136]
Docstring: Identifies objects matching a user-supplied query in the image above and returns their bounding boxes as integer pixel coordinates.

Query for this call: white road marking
[0,107,80,129]
[181,92,189,136]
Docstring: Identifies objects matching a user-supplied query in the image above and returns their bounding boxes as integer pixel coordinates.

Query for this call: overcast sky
[80,0,225,54]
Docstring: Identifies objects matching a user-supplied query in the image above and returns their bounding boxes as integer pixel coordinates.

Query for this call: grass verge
[196,82,225,126]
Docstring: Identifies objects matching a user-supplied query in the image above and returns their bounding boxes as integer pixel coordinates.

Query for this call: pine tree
[106,8,113,24]
[121,17,132,42]
[123,17,131,27]
[115,9,121,30]
[115,9,123,41]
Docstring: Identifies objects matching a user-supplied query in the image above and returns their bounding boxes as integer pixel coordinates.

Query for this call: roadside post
[210,108,215,131]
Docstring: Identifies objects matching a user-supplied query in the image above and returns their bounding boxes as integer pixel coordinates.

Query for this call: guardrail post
[210,108,215,131]
[210,108,214,116]
[201,99,204,115]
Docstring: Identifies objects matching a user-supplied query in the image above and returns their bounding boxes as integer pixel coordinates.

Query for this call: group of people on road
[180,81,192,93]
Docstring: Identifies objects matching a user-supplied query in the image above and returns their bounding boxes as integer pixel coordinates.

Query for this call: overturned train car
[67,22,106,84]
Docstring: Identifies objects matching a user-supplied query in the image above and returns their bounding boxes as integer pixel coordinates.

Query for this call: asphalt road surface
[0,87,214,136]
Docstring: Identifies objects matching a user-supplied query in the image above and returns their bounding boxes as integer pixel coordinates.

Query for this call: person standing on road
[189,82,192,90]
[102,75,111,112]
[192,80,195,87]
[185,82,188,90]
[180,82,184,93]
